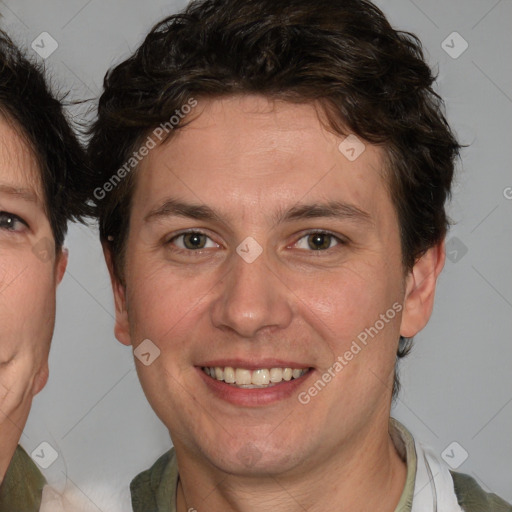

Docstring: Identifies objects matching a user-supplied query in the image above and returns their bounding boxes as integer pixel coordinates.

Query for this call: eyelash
[0,211,29,233]
[293,230,346,251]
[166,229,347,253]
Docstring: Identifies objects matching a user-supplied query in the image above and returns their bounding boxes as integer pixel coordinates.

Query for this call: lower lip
[196,367,314,407]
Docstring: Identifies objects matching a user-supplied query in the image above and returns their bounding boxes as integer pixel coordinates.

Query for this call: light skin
[0,118,67,483]
[107,95,444,511]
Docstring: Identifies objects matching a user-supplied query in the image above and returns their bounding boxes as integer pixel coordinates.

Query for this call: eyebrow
[0,184,39,204]
[145,198,373,227]
[145,199,223,224]
[273,201,373,226]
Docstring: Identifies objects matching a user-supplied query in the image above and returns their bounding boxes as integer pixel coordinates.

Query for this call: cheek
[0,268,56,351]
[126,266,203,422]
[295,266,403,360]
[125,260,210,350]
[20,272,57,328]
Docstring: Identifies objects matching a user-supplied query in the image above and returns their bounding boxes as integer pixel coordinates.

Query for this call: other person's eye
[0,211,29,233]
[169,231,219,251]
[293,231,346,251]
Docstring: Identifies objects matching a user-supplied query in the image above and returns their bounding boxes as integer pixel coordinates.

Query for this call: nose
[210,248,293,338]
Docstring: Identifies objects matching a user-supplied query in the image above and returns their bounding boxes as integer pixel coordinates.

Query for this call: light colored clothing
[130,419,512,511]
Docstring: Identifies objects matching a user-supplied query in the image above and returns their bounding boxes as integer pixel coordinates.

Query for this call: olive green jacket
[131,422,512,512]
[0,445,46,512]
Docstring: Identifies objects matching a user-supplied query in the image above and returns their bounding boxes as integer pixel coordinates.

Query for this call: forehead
[165,96,376,170]
[134,95,392,224]
[0,115,44,203]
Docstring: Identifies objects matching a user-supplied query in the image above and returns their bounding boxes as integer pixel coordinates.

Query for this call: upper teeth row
[203,366,308,386]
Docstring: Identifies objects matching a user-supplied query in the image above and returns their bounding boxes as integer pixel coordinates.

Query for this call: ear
[103,243,132,346]
[54,247,68,285]
[400,239,445,338]
[32,363,49,396]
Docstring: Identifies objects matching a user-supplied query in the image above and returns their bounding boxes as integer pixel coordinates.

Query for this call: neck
[175,418,407,512]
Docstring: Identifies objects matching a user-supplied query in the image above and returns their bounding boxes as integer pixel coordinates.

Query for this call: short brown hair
[87,0,461,398]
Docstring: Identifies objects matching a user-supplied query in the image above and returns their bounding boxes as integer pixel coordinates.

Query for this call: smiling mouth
[202,366,311,388]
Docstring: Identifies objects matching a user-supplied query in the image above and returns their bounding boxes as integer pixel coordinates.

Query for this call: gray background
[1,0,511,509]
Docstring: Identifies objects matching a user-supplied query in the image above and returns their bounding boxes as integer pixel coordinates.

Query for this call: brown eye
[170,231,218,251]
[307,233,333,250]
[183,233,207,249]
[293,231,345,251]
[0,211,28,232]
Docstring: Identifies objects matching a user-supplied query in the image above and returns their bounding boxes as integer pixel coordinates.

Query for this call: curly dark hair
[0,28,92,249]
[88,0,461,398]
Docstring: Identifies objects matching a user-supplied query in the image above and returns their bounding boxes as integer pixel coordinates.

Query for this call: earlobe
[55,248,68,285]
[103,244,132,347]
[32,364,49,396]
[400,240,445,338]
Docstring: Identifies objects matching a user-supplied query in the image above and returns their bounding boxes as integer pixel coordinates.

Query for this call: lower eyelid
[0,213,29,233]
[165,231,346,251]
[169,233,219,249]
[293,232,345,249]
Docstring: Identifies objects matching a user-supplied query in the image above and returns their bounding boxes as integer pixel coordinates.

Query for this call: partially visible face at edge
[0,117,67,462]
[108,95,444,478]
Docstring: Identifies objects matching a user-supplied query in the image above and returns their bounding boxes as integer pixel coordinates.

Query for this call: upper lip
[197,359,311,370]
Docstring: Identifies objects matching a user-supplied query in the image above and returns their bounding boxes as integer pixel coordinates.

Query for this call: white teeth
[235,368,252,385]
[269,368,283,383]
[252,369,270,385]
[224,366,235,383]
[292,368,302,379]
[202,366,308,387]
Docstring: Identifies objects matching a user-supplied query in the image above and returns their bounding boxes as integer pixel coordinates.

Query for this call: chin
[204,441,299,477]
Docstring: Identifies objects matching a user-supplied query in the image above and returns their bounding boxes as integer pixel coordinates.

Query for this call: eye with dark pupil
[179,233,333,250]
[0,215,17,230]
[184,233,207,249]
[308,233,331,250]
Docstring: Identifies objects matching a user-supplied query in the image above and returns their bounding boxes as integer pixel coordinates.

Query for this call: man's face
[0,118,67,461]
[112,96,440,476]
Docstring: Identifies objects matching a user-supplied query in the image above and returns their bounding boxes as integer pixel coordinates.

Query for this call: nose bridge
[210,247,293,338]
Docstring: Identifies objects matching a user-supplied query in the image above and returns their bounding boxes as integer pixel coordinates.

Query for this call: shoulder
[0,445,46,511]
[452,471,512,512]
[131,450,177,512]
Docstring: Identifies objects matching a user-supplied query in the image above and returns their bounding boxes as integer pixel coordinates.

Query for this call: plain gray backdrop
[1,0,511,509]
